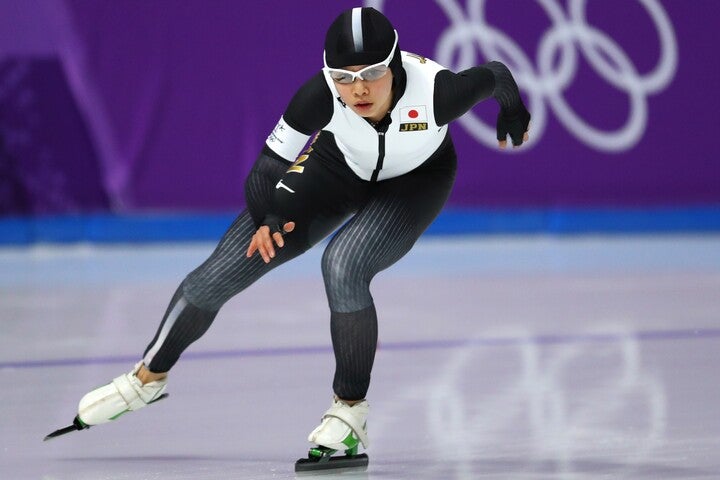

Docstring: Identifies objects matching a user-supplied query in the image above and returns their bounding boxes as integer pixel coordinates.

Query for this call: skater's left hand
[247,220,295,264]
[497,103,531,149]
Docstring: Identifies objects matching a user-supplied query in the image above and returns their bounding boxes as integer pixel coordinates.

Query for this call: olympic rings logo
[366,0,678,152]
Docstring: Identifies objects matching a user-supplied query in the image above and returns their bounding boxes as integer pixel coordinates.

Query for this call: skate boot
[44,362,168,441]
[295,397,370,472]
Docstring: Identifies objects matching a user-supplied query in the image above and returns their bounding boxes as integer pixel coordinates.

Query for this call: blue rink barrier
[1,207,719,245]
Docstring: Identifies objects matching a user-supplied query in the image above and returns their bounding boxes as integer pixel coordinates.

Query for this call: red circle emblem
[408,109,419,119]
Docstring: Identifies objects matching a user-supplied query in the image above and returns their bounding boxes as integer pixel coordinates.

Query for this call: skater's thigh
[184,154,364,309]
[182,211,302,308]
[271,150,368,247]
[322,159,456,296]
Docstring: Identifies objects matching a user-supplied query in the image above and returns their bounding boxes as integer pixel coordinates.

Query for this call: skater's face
[325,31,397,124]
[332,66,394,123]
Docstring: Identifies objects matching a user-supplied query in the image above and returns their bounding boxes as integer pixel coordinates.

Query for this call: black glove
[262,213,289,236]
[497,103,531,147]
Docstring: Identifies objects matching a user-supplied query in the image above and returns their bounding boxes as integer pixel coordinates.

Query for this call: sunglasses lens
[329,70,355,84]
[360,65,389,82]
[328,64,389,84]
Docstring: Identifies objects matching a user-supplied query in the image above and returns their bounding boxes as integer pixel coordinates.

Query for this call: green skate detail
[308,446,337,463]
[297,443,368,472]
[75,416,88,429]
[307,433,360,461]
[106,392,167,422]
[109,409,130,421]
[341,430,359,449]
[309,447,335,458]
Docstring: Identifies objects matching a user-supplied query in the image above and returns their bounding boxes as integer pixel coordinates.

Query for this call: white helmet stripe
[351,7,364,52]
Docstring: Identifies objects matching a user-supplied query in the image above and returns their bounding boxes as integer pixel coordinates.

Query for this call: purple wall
[1,0,718,215]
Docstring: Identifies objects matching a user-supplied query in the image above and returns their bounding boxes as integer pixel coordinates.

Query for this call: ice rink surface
[1,234,719,479]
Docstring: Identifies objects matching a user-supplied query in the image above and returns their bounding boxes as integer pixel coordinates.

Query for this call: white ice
[1,234,719,479]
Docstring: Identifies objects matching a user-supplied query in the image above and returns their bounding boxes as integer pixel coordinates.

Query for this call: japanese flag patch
[399,105,429,132]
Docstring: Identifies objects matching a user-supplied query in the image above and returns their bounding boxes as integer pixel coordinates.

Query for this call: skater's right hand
[246,220,295,263]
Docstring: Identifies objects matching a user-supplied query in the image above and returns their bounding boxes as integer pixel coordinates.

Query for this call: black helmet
[324,7,403,80]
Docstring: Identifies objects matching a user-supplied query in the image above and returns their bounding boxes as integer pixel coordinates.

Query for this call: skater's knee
[181,270,233,311]
[321,250,373,312]
[321,246,349,284]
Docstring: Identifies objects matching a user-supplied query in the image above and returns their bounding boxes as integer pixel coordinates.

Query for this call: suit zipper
[370,131,385,183]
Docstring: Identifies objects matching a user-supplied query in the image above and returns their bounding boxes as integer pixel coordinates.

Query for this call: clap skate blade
[295,445,369,472]
[43,393,168,441]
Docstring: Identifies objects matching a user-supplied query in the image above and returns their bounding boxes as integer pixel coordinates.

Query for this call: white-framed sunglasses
[324,30,398,84]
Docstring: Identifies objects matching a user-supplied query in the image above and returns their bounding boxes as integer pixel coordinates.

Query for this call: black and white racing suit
[143,52,525,400]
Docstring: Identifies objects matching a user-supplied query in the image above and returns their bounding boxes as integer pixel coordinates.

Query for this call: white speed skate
[44,362,168,441]
[295,397,370,472]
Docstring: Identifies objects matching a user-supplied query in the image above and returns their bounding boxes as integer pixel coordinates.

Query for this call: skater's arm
[244,152,299,263]
[265,71,334,162]
[433,61,530,148]
[247,74,333,262]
